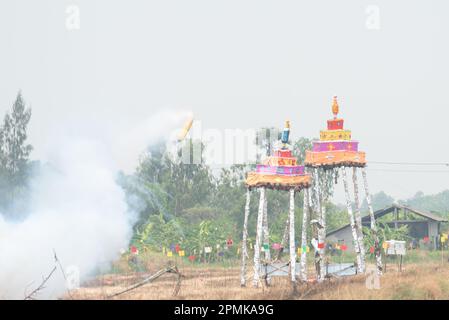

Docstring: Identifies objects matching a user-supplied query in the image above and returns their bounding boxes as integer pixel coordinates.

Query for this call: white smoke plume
[114,110,194,173]
[0,109,192,299]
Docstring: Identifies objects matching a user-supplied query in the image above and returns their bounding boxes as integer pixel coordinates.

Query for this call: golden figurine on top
[332,95,339,119]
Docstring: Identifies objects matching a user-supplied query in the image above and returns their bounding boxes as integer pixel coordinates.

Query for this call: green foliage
[129,140,214,224]
[360,190,448,220]
[325,202,349,232]
[292,137,313,165]
[211,164,249,223]
[400,190,449,218]
[363,223,410,254]
[137,213,184,249]
[124,134,320,261]
[122,128,448,265]
[377,223,411,242]
[361,191,395,212]
[0,91,33,215]
[182,206,222,224]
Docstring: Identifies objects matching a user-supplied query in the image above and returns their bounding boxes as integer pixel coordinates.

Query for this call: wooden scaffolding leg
[300,188,310,282]
[240,188,251,286]
[361,167,383,275]
[352,167,366,273]
[342,167,363,273]
[253,187,265,287]
[262,191,271,284]
[289,188,297,283]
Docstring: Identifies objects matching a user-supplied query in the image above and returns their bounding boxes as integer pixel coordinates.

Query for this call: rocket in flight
[177,115,194,142]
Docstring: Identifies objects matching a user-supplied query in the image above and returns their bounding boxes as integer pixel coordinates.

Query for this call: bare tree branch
[24,266,57,300]
[53,249,74,300]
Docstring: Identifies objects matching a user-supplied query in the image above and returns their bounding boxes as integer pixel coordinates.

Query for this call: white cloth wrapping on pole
[361,167,383,275]
[342,167,363,273]
[253,187,265,287]
[307,183,316,277]
[240,189,251,286]
[313,169,326,282]
[352,167,366,273]
[300,188,309,281]
[263,193,271,262]
[262,191,271,284]
[310,170,321,280]
[289,188,296,283]
[318,177,327,281]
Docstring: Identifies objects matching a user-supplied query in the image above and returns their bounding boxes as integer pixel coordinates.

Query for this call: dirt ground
[68,260,449,300]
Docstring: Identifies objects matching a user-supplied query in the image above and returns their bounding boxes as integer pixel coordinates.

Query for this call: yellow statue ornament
[332,96,339,119]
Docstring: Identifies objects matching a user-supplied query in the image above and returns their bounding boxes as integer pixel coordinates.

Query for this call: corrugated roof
[400,205,447,222]
[326,204,447,237]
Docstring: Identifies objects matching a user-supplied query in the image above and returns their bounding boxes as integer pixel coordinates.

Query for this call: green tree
[400,190,449,217]
[212,165,249,222]
[0,92,33,212]
[292,137,313,164]
[363,223,410,256]
[132,139,214,224]
[326,203,349,232]
[361,191,395,212]
[125,132,364,262]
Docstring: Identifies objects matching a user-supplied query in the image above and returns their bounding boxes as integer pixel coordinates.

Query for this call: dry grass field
[68,250,449,300]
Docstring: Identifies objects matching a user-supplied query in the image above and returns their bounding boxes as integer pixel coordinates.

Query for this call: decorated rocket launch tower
[305,96,366,168]
[303,96,382,281]
[246,121,310,191]
[241,121,311,287]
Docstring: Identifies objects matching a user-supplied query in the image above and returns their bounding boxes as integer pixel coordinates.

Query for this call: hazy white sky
[0,0,448,202]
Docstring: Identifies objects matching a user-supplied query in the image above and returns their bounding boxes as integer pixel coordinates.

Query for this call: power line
[370,161,449,166]
[367,168,449,173]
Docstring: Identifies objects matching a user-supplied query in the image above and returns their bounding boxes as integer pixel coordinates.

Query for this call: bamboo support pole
[263,193,271,262]
[352,167,366,273]
[318,199,327,279]
[240,188,251,286]
[342,167,363,273]
[300,188,309,282]
[289,188,297,283]
[314,169,326,281]
[311,170,321,280]
[253,187,265,287]
[262,192,271,284]
[361,167,383,275]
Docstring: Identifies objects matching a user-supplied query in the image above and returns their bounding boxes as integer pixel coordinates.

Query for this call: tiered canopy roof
[304,97,367,168]
[246,121,311,190]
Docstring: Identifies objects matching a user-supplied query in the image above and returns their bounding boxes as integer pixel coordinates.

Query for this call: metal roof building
[326,204,448,251]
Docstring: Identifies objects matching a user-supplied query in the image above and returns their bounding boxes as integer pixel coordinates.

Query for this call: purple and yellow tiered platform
[246,148,311,191]
[305,97,367,168]
[256,165,305,175]
[312,141,358,152]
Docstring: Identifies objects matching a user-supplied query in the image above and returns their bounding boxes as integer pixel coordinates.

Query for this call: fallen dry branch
[107,265,183,299]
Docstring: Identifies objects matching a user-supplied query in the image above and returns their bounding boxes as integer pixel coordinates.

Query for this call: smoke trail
[0,110,191,299]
